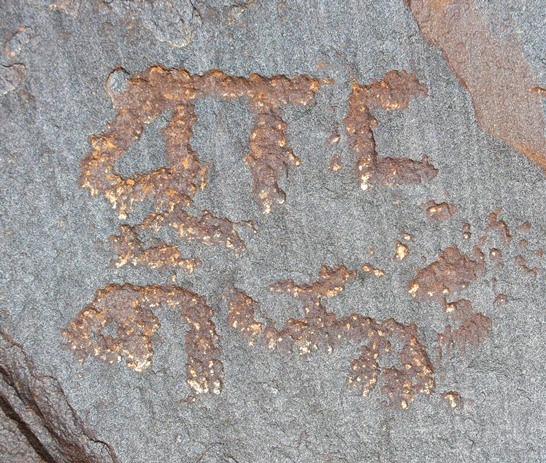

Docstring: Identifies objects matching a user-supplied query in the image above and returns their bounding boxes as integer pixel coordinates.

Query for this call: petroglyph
[518,221,532,233]
[80,65,325,273]
[228,266,435,409]
[62,284,223,396]
[421,200,457,222]
[489,248,503,269]
[462,222,471,240]
[493,293,508,308]
[479,209,541,278]
[361,263,384,277]
[394,241,410,261]
[344,70,437,190]
[410,209,543,365]
[79,65,324,276]
[408,245,492,359]
[110,224,202,272]
[83,65,322,217]
[441,390,464,409]
[485,209,512,245]
[64,66,544,411]
[515,255,539,277]
[441,299,492,353]
[408,246,485,301]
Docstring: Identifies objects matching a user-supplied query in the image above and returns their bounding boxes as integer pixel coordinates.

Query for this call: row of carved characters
[63,265,436,409]
[82,66,322,218]
[63,237,507,406]
[227,265,435,409]
[83,67,436,272]
[64,205,536,406]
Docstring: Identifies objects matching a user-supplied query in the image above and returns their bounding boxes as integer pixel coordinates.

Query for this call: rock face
[1,407,47,463]
[1,0,546,462]
[0,331,118,462]
[405,0,546,170]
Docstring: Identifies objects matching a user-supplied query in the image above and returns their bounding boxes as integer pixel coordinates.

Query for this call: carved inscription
[228,266,435,408]
[82,65,322,217]
[62,66,543,408]
[63,284,223,395]
[67,66,324,398]
[344,70,437,190]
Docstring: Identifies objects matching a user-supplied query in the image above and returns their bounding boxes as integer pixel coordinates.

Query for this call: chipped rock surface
[1,0,546,462]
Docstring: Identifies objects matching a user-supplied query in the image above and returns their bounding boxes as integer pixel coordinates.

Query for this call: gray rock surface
[0,407,46,463]
[1,0,545,462]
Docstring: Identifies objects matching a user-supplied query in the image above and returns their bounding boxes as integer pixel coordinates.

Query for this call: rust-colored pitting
[329,153,342,172]
[403,232,413,241]
[110,224,201,272]
[462,222,471,240]
[408,246,484,301]
[485,209,512,245]
[394,241,410,261]
[344,70,437,190]
[441,390,464,409]
[515,255,539,277]
[227,289,263,345]
[228,266,434,408]
[405,0,546,170]
[62,284,223,396]
[410,208,543,364]
[421,200,457,222]
[493,293,508,308]
[269,265,356,302]
[474,210,541,276]
[517,221,532,233]
[67,62,545,413]
[361,263,384,277]
[245,109,299,212]
[489,248,503,269]
[141,207,248,253]
[328,133,341,145]
[239,73,324,212]
[153,67,319,214]
[442,299,492,352]
[378,322,435,409]
[82,66,323,270]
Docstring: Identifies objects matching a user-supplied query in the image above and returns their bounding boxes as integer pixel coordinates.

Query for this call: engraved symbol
[63,66,533,408]
[64,66,323,399]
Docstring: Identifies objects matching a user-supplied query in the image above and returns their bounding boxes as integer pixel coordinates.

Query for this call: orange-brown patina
[228,266,435,408]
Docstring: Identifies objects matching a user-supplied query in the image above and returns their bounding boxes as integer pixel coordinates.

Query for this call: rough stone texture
[0,407,46,463]
[405,0,546,169]
[1,0,546,462]
[0,331,118,462]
